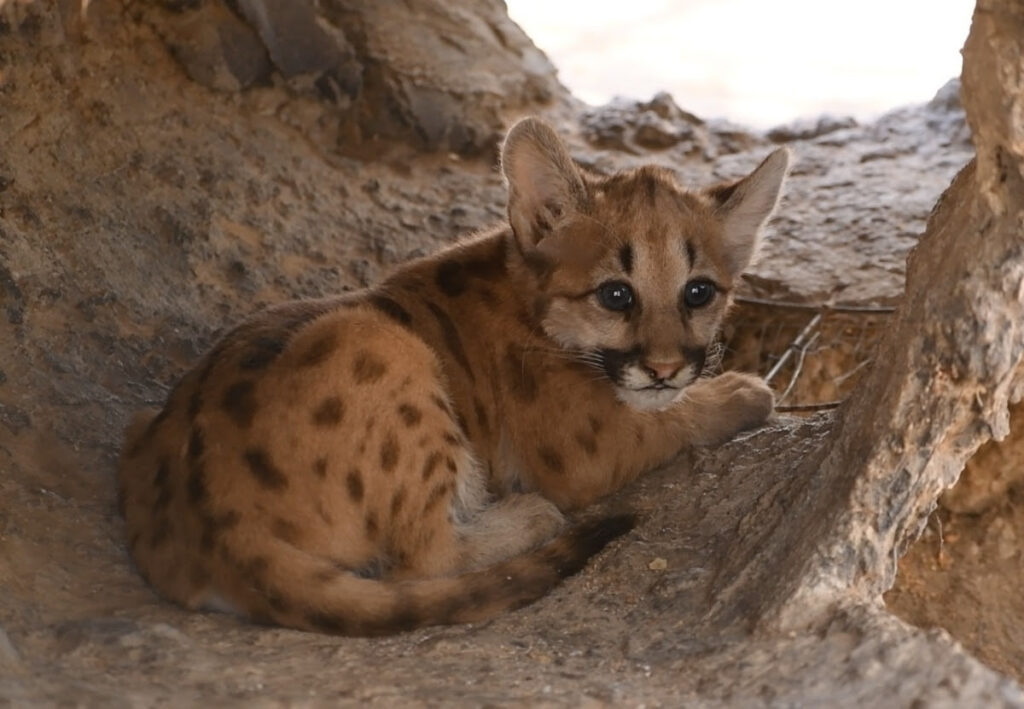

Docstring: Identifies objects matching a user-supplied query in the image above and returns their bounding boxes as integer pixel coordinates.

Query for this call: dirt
[1,0,1024,705]
[887,488,1024,683]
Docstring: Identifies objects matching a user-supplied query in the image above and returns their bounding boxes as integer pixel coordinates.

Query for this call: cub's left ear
[706,147,790,276]
[501,117,589,253]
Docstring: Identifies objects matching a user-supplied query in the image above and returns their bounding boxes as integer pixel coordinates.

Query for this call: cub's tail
[227,514,635,636]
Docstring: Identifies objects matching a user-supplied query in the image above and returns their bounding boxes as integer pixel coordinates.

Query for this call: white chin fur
[614,386,685,412]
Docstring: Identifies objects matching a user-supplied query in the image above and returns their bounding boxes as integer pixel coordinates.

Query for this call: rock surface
[1,0,1022,705]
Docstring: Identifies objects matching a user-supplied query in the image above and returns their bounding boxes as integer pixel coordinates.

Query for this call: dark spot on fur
[436,243,508,298]
[272,517,301,545]
[397,403,422,427]
[436,259,468,297]
[200,509,241,552]
[312,396,345,426]
[426,302,474,382]
[537,445,565,474]
[352,558,388,580]
[188,390,202,418]
[424,481,451,513]
[240,336,286,370]
[504,344,539,401]
[643,171,658,202]
[222,380,257,428]
[473,398,489,436]
[686,240,697,269]
[151,457,173,511]
[187,426,205,461]
[305,612,349,634]
[421,451,443,481]
[298,333,338,367]
[313,457,328,478]
[390,486,407,517]
[380,434,400,472]
[365,512,379,540]
[445,456,457,474]
[346,468,364,502]
[153,485,174,513]
[353,350,387,383]
[149,518,171,548]
[266,590,291,615]
[187,466,207,505]
[443,431,460,445]
[243,448,289,490]
[618,243,634,274]
[588,414,603,435]
[238,556,269,589]
[367,293,413,326]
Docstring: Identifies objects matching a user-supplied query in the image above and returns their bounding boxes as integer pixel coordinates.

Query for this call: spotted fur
[118,118,788,635]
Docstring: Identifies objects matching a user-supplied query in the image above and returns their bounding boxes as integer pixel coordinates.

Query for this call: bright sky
[506,0,975,128]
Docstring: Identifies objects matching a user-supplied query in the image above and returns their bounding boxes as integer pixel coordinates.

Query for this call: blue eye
[682,280,716,308]
[597,281,635,311]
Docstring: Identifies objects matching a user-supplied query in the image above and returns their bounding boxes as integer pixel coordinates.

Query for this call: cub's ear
[706,147,790,276]
[501,117,589,251]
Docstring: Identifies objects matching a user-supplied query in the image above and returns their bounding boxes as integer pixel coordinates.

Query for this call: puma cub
[119,118,789,635]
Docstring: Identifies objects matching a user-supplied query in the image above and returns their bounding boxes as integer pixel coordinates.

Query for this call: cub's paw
[690,371,774,446]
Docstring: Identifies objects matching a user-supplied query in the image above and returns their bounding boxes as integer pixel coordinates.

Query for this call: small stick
[736,295,896,314]
[777,330,820,404]
[765,313,823,384]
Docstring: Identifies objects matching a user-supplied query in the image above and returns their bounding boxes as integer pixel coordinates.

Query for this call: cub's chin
[614,385,686,412]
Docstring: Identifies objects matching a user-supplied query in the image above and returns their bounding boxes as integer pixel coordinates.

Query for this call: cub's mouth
[591,347,706,412]
[615,383,688,412]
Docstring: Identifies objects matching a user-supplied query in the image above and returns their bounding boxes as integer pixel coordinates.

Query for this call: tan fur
[119,118,789,635]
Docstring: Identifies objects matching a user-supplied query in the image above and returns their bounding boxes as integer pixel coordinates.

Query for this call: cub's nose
[642,360,685,382]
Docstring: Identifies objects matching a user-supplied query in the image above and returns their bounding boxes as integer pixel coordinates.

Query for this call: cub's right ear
[706,147,790,276]
[501,118,588,252]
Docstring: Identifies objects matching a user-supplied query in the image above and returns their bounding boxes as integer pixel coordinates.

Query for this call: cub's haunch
[119,117,789,635]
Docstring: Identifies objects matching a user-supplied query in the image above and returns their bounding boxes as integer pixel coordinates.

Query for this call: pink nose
[644,360,684,381]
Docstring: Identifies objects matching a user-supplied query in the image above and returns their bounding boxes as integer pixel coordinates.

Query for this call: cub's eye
[597,281,635,312]
[682,280,716,308]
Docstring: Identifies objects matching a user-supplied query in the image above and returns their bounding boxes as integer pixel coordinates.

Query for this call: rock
[942,397,1024,513]
[233,0,346,79]
[580,93,730,156]
[767,114,858,143]
[153,0,272,91]
[0,626,20,668]
[146,0,565,155]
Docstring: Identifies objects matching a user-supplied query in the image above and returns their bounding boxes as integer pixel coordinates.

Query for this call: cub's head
[501,117,789,411]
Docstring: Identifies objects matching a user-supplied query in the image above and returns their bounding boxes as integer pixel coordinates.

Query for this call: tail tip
[556,512,637,578]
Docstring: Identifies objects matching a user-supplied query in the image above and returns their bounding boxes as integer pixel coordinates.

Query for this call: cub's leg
[511,369,774,509]
[452,492,567,570]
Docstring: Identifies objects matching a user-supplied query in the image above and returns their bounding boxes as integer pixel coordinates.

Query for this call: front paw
[690,371,774,445]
